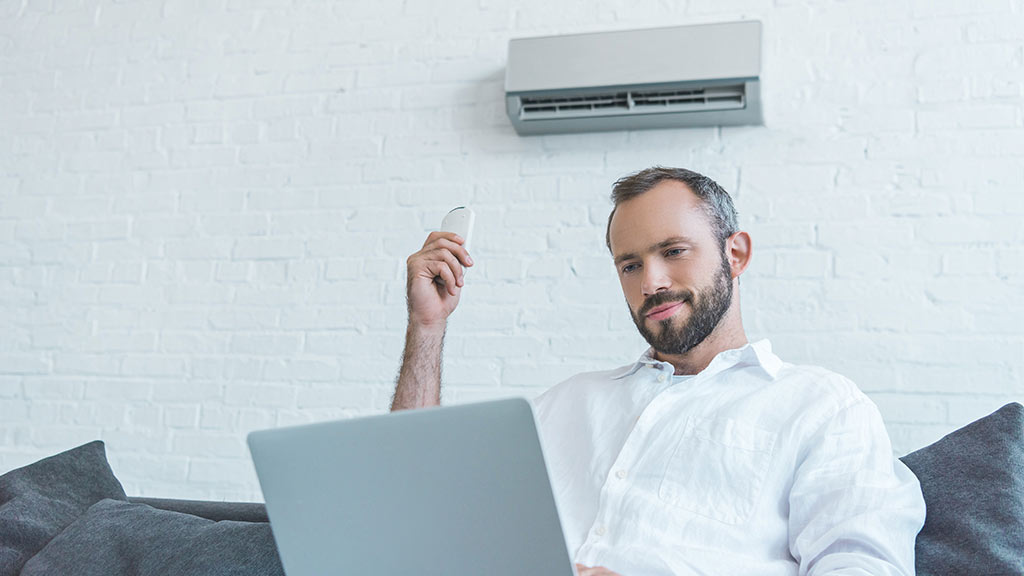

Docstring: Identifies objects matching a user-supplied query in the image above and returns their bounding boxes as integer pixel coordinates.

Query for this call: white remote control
[440,206,474,250]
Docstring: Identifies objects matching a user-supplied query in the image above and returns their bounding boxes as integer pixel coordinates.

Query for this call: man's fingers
[431,248,465,286]
[414,248,464,288]
[434,238,473,267]
[425,261,459,296]
[421,236,473,268]
[422,230,464,248]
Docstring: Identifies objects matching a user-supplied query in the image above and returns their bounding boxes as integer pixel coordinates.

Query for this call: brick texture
[1,0,1023,500]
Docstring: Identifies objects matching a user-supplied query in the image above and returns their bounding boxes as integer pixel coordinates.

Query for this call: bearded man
[391,167,926,576]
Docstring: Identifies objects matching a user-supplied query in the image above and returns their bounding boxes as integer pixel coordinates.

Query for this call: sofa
[1,403,1022,576]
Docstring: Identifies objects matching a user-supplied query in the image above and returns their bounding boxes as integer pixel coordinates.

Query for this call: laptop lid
[248,398,576,576]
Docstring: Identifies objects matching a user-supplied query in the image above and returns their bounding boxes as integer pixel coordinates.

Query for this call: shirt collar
[610,339,782,381]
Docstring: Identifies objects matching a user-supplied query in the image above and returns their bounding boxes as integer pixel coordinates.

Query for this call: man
[392,167,926,576]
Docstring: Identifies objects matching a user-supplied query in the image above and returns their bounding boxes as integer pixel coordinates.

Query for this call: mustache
[638,290,694,317]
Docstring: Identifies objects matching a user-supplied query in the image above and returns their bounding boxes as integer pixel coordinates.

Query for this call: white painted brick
[455,334,544,359]
[0,354,50,375]
[2,0,1024,498]
[775,251,832,278]
[284,70,355,95]
[230,286,303,308]
[527,256,570,278]
[441,358,502,386]
[172,431,244,458]
[918,105,1018,131]
[187,458,254,484]
[479,257,524,281]
[81,331,157,353]
[249,261,287,285]
[306,282,383,306]
[22,378,83,400]
[361,259,399,281]
[229,334,302,355]
[120,104,186,128]
[238,142,308,165]
[236,408,276,431]
[305,331,386,357]
[567,256,612,280]
[224,383,296,407]
[190,358,225,380]
[224,358,265,382]
[120,355,189,379]
[30,427,103,450]
[199,406,237,430]
[324,258,362,281]
[54,354,121,376]
[263,358,340,382]
[84,380,153,401]
[0,378,23,399]
[295,385,375,409]
[59,403,127,427]
[916,216,1015,244]
[109,454,189,483]
[232,238,305,260]
[15,220,65,242]
[0,400,30,423]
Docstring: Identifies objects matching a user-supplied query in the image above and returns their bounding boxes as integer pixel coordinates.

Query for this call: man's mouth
[645,301,685,322]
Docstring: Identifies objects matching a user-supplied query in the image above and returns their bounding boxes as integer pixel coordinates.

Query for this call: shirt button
[657,373,667,382]
[594,525,606,536]
[615,469,627,479]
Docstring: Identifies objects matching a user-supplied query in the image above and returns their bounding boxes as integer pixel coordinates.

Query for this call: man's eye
[621,263,639,274]
[665,248,685,257]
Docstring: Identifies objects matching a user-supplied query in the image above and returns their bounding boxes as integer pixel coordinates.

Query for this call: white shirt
[531,340,925,576]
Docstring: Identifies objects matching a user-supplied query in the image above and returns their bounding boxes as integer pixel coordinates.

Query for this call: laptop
[247,398,577,576]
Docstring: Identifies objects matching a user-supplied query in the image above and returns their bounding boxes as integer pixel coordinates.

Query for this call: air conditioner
[505,21,763,136]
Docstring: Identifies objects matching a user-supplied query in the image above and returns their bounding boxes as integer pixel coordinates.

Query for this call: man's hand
[406,231,473,330]
[575,564,622,576]
[390,232,473,412]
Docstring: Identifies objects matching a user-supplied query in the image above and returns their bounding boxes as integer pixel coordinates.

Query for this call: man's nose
[641,261,671,297]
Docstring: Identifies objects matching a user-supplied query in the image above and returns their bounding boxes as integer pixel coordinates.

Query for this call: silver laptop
[248,398,576,576]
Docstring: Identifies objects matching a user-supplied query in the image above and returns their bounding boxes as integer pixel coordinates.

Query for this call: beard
[629,257,734,357]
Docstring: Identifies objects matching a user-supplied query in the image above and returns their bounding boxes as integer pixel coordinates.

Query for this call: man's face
[608,180,735,357]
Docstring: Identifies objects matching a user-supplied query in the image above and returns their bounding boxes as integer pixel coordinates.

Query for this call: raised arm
[390,231,473,411]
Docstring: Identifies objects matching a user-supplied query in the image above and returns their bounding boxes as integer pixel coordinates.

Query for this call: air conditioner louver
[518,85,746,121]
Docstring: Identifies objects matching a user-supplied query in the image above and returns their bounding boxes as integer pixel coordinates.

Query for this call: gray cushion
[129,496,269,523]
[900,402,1024,576]
[20,499,284,576]
[0,441,127,576]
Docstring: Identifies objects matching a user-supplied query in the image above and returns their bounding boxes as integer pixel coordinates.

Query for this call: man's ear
[726,231,752,279]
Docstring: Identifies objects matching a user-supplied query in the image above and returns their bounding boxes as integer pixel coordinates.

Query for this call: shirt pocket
[658,417,776,525]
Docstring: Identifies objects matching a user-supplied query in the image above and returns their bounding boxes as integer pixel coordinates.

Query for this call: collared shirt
[531,340,926,576]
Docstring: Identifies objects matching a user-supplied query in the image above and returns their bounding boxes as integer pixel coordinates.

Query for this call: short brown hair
[605,166,739,251]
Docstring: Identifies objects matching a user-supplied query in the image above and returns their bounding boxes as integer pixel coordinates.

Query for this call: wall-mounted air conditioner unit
[505,21,763,136]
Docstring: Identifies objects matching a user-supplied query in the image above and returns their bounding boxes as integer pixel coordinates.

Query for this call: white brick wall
[1,0,1023,501]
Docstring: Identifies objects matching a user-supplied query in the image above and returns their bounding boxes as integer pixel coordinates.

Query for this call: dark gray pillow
[21,499,285,576]
[0,440,127,576]
[129,496,269,523]
[900,402,1024,576]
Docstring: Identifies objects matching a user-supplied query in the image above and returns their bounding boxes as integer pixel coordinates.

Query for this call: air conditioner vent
[505,21,763,135]
[518,85,745,121]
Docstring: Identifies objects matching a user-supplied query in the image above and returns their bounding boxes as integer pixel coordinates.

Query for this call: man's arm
[788,400,925,575]
[390,231,472,411]
[391,323,445,410]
